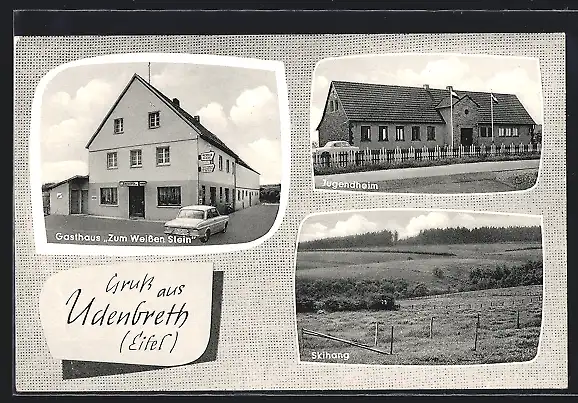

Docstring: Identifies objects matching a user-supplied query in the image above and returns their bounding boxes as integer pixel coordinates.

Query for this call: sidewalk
[315,159,540,185]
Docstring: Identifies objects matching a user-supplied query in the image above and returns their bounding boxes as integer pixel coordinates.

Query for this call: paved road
[315,159,540,194]
[315,159,540,184]
[44,203,280,246]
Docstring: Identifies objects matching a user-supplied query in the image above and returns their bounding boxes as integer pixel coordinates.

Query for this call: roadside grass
[313,153,541,176]
[298,285,542,365]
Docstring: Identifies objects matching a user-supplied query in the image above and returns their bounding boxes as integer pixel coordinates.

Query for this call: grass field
[296,242,542,294]
[298,285,542,365]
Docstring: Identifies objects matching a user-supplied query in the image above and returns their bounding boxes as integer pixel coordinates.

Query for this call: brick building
[316,81,537,150]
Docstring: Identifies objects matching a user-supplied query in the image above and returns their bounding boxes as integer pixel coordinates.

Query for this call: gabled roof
[326,81,536,126]
[44,175,89,191]
[84,73,259,175]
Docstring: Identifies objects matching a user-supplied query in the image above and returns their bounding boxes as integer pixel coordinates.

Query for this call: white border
[31,53,290,256]
[292,208,547,372]
[309,53,545,197]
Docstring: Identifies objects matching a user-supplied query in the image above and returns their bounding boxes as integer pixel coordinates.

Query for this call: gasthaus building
[317,80,537,149]
[47,73,260,221]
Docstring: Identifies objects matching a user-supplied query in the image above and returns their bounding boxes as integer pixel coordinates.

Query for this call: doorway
[129,185,145,218]
[209,186,217,206]
[81,190,88,214]
[460,128,473,147]
[70,189,81,214]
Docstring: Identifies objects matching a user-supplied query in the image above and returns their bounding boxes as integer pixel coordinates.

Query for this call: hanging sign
[200,151,215,162]
[200,164,215,173]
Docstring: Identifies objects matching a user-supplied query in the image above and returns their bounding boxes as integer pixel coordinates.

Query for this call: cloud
[403,212,453,238]
[41,160,88,184]
[229,85,277,128]
[238,138,282,185]
[195,102,228,133]
[301,214,383,242]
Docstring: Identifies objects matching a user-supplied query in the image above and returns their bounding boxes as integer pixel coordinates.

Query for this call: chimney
[446,85,453,91]
[193,115,200,123]
[172,98,180,108]
[423,84,429,90]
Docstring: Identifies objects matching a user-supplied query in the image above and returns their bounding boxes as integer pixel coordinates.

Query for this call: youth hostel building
[47,73,260,220]
[317,80,538,150]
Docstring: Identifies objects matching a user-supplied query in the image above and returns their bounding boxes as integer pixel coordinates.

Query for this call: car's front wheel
[200,229,211,243]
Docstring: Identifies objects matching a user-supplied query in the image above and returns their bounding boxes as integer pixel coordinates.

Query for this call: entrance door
[460,128,473,147]
[81,190,89,214]
[70,189,80,214]
[209,187,217,206]
[129,186,145,218]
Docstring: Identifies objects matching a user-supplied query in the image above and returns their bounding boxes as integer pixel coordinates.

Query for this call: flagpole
[449,87,453,148]
[490,91,494,143]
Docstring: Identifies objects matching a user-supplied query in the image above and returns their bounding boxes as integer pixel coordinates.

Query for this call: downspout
[196,135,200,205]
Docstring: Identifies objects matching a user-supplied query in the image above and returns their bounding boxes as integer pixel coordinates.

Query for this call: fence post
[390,325,394,354]
[473,313,480,351]
[429,316,434,338]
[516,310,520,329]
[374,322,379,347]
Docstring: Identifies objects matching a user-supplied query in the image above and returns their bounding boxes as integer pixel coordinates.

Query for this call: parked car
[164,205,229,243]
[312,140,359,156]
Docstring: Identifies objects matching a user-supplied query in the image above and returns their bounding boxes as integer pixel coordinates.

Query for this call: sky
[40,62,282,185]
[299,210,541,242]
[310,54,543,144]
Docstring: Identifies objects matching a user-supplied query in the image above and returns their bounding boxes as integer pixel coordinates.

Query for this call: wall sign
[199,151,215,162]
[200,164,215,173]
[119,181,147,187]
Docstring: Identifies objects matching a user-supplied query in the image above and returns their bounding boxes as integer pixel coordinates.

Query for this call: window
[395,126,405,141]
[411,126,421,141]
[464,109,470,115]
[487,127,493,137]
[157,186,181,206]
[361,126,371,142]
[149,111,160,128]
[329,99,338,112]
[130,149,142,168]
[156,146,170,165]
[498,127,505,137]
[427,126,436,141]
[106,152,117,169]
[378,126,388,141]
[505,127,512,137]
[237,189,241,200]
[100,187,118,205]
[219,187,223,202]
[218,155,223,171]
[226,159,230,173]
[225,188,230,203]
[512,127,519,136]
[232,161,235,174]
[480,127,487,137]
[113,118,123,134]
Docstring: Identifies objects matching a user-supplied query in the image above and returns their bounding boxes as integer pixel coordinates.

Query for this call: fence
[312,142,541,169]
[301,306,536,358]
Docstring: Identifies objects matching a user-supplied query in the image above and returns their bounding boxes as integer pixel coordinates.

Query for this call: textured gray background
[14,34,566,391]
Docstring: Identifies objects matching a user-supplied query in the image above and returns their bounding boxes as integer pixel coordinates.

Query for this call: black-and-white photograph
[311,54,543,194]
[295,209,543,365]
[36,57,286,248]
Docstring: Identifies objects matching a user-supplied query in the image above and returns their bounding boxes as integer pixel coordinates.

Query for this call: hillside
[298,284,542,365]
[296,242,543,296]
